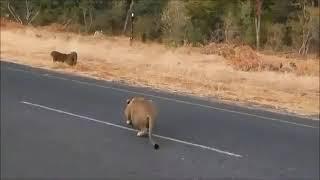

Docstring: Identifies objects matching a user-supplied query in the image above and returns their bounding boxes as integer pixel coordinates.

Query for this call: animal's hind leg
[137,128,148,137]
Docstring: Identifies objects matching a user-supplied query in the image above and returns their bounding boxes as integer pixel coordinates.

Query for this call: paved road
[1,61,319,179]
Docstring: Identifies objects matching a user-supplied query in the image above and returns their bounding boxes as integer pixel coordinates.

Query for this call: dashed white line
[20,100,243,158]
[6,66,319,129]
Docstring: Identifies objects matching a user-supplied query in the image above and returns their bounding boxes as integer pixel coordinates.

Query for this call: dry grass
[201,42,319,76]
[1,19,319,118]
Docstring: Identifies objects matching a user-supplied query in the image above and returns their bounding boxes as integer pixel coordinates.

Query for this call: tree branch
[28,10,39,25]
[7,2,23,24]
[25,0,30,22]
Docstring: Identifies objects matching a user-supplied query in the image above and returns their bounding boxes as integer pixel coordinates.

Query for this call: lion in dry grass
[50,50,77,66]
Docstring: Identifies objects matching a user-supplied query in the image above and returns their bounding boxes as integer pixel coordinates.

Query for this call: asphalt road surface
[1,61,319,179]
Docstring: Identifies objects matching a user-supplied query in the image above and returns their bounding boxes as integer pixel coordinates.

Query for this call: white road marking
[20,101,243,158]
[6,66,319,129]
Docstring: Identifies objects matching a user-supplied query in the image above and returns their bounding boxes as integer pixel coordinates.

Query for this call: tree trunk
[82,9,87,33]
[25,0,30,22]
[298,0,311,56]
[224,21,229,42]
[123,0,134,34]
[88,9,93,32]
[299,30,311,55]
[255,15,261,50]
[254,0,263,50]
[305,36,311,54]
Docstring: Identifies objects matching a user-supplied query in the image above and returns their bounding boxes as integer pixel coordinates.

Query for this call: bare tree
[25,0,39,25]
[7,0,39,25]
[80,1,93,33]
[223,11,233,42]
[298,0,312,55]
[161,0,189,44]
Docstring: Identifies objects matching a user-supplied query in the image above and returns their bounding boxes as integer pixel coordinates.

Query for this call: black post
[130,12,134,46]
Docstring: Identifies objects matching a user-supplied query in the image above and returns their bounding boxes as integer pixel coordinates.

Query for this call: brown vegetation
[201,42,319,76]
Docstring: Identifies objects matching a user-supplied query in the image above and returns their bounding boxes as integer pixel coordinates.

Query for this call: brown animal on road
[124,96,159,150]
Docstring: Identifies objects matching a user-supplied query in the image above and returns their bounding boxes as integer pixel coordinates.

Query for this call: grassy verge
[1,19,319,119]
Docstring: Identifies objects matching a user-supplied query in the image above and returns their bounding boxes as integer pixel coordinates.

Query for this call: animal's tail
[147,116,159,150]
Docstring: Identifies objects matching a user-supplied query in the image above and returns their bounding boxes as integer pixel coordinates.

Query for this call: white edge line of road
[20,101,243,158]
[6,66,319,129]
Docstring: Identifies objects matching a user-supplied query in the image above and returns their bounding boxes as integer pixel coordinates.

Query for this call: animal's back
[50,51,68,62]
[131,99,157,126]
